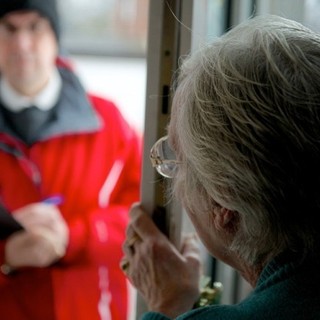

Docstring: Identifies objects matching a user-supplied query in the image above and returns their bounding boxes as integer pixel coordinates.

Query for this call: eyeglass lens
[151,136,178,178]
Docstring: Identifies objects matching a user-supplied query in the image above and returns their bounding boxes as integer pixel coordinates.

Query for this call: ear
[213,207,238,232]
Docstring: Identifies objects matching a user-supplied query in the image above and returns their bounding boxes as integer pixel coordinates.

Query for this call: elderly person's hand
[4,203,69,269]
[121,204,201,319]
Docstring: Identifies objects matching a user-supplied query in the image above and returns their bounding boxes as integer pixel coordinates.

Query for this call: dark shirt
[0,67,100,146]
[1,106,56,145]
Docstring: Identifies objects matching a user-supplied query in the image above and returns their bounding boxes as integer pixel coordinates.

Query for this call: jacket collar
[0,66,102,145]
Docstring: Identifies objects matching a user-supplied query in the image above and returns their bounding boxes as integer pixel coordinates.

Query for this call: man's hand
[5,203,69,268]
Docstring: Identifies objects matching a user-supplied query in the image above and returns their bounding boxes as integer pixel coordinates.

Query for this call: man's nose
[11,29,33,51]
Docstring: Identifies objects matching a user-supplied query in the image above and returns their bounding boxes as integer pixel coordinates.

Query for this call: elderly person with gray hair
[121,15,320,320]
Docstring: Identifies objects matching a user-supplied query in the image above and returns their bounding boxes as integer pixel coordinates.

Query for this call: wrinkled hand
[5,203,69,268]
[121,204,201,319]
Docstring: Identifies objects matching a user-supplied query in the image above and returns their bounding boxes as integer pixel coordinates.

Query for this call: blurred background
[57,0,149,134]
[56,0,320,136]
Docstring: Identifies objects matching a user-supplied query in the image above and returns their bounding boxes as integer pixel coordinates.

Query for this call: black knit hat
[0,0,60,40]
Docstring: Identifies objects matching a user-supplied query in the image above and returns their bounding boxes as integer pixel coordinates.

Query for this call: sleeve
[108,124,142,207]
[60,98,142,264]
[91,112,142,264]
[96,96,142,209]
[0,241,6,269]
[60,218,89,264]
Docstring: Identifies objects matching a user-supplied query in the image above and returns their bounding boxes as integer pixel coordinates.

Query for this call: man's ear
[213,207,238,232]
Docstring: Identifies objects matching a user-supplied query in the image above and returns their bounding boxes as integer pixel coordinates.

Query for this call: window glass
[191,0,227,52]
[305,0,320,31]
[55,0,149,133]
[255,0,320,32]
[57,0,149,57]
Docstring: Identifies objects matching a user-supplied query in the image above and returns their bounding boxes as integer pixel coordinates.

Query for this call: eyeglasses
[150,135,180,178]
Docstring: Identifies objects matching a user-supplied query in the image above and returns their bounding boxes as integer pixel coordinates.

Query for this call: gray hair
[172,15,320,266]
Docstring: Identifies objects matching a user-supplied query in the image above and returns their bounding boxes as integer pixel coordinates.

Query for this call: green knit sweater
[142,250,320,320]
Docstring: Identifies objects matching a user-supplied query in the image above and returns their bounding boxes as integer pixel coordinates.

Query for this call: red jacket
[0,65,141,319]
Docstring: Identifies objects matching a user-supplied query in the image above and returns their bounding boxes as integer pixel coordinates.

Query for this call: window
[57,0,149,57]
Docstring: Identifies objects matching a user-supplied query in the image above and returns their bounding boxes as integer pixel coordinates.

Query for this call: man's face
[0,11,58,96]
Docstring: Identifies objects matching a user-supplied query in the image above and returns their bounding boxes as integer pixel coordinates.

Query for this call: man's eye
[31,19,50,33]
[30,21,43,32]
[0,23,16,34]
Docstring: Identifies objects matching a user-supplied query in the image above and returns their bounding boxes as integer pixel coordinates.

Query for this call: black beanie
[0,0,60,40]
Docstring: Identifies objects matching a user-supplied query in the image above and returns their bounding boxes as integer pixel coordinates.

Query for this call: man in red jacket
[0,0,141,319]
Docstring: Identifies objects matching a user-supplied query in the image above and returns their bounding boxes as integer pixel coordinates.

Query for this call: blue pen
[42,195,64,205]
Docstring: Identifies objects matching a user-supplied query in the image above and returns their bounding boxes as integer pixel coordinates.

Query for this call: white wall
[71,56,147,134]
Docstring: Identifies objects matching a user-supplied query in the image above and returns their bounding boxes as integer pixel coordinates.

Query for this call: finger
[6,229,64,268]
[122,243,132,257]
[127,233,142,255]
[129,204,165,241]
[181,233,201,263]
[120,258,130,273]
[123,233,141,257]
[127,234,141,247]
[125,224,136,239]
[13,203,61,228]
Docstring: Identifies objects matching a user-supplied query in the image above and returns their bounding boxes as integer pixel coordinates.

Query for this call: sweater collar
[256,248,320,290]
